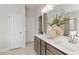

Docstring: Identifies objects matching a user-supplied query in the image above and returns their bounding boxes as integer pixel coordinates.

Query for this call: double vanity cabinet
[34,36,67,55]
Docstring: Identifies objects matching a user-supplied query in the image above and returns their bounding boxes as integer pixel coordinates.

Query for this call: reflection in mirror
[38,15,43,34]
[42,13,48,34]
[70,17,77,31]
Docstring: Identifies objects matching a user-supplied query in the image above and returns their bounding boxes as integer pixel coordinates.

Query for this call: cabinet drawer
[34,39,37,52]
[41,49,45,55]
[41,45,45,50]
[37,42,40,54]
[46,50,54,55]
[41,45,45,55]
[34,36,41,55]
[41,40,45,46]
[34,36,40,42]
[47,44,64,55]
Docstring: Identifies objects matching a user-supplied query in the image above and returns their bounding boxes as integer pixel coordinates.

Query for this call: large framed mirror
[41,4,78,37]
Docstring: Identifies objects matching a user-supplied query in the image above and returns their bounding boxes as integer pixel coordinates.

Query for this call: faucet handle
[76,33,79,37]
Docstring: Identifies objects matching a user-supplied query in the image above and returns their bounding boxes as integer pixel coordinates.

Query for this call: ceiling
[25,4,46,9]
[25,4,59,10]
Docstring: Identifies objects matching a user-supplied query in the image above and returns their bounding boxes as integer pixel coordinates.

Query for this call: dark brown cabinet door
[40,40,46,55]
[34,36,67,55]
[37,40,40,55]
[34,36,40,55]
[46,44,65,55]
[46,49,54,55]
[41,45,45,55]
[34,38,38,54]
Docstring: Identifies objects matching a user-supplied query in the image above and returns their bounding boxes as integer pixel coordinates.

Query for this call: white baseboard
[0,48,9,52]
[22,44,26,48]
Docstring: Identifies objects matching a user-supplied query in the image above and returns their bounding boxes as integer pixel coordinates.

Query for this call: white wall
[25,5,45,42]
[0,5,8,51]
[8,4,25,16]
[25,8,36,42]
[0,4,25,51]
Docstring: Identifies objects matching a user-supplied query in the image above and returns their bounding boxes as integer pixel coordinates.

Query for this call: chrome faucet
[69,34,76,44]
[69,32,79,44]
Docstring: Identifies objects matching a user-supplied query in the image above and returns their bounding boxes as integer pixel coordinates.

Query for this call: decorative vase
[47,25,64,39]
[54,25,64,36]
[47,25,57,39]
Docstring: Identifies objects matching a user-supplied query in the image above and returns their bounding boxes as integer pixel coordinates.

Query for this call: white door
[9,12,25,49]
[25,17,35,42]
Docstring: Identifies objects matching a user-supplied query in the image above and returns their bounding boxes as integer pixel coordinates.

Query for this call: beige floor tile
[0,42,37,55]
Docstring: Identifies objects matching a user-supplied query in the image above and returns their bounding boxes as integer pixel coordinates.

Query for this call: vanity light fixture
[46,5,54,12]
[41,4,54,13]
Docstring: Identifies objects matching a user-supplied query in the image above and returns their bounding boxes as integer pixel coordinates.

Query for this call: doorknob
[20,32,22,34]
[25,30,27,32]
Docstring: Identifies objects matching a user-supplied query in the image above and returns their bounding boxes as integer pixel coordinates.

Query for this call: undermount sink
[42,35,54,39]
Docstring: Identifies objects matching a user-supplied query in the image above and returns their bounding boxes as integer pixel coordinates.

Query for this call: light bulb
[41,5,54,13]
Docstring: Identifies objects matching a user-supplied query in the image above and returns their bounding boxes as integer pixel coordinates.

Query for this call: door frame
[8,12,25,49]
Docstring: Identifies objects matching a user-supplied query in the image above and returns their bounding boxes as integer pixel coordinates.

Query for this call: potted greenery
[47,14,70,38]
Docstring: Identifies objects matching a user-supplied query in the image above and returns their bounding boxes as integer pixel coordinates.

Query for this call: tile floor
[0,42,37,55]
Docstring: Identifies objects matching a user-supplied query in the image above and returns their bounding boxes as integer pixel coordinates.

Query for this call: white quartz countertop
[34,34,79,55]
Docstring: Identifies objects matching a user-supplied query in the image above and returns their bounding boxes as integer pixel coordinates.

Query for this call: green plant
[48,14,70,27]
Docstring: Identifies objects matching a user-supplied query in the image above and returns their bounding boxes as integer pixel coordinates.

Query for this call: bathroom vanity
[34,34,79,55]
[34,34,67,55]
